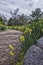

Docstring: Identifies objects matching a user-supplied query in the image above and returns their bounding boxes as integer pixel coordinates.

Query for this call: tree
[19,14,27,25]
[10,8,19,25]
[10,8,19,17]
[0,14,7,24]
[8,18,13,26]
[0,17,3,22]
[1,15,7,24]
[30,8,43,21]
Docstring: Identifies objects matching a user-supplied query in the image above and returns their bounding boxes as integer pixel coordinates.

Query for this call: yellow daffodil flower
[19,36,25,42]
[9,44,14,50]
[9,51,14,56]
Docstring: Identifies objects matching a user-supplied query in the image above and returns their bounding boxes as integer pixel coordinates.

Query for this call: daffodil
[9,51,14,56]
[19,36,25,42]
[24,27,32,33]
[9,44,14,50]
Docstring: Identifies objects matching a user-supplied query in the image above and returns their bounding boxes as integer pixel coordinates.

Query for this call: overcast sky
[0,0,43,18]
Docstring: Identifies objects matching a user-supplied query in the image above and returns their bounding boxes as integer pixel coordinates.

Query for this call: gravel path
[0,30,23,65]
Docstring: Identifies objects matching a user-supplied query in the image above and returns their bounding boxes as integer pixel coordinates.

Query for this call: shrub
[0,25,6,31]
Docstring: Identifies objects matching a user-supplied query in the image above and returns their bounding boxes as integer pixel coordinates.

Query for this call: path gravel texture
[0,30,23,65]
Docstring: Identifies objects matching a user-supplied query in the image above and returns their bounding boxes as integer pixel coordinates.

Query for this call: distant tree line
[0,8,43,26]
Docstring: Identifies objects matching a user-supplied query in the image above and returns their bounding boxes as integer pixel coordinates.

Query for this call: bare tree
[10,8,19,26]
[10,8,19,18]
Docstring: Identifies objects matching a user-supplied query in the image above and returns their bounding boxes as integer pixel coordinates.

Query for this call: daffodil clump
[24,27,32,34]
[9,44,15,56]
[19,36,25,42]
